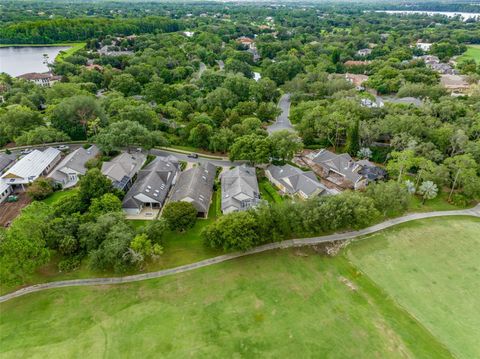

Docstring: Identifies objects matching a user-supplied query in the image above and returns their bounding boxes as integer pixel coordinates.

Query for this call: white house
[0,182,12,203]
[16,72,62,87]
[0,147,61,189]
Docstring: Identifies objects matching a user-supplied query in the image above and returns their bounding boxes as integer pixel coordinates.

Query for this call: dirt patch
[294,250,309,257]
[0,192,31,227]
[339,276,358,291]
[311,240,346,257]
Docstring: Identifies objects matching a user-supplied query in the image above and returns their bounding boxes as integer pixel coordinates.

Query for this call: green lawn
[0,248,453,358]
[458,44,480,63]
[259,178,284,203]
[42,188,78,205]
[347,216,480,359]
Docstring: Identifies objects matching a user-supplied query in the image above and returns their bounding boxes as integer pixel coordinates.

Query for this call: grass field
[458,44,480,63]
[347,217,480,359]
[1,217,478,357]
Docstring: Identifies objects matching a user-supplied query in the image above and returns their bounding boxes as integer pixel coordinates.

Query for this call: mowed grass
[458,44,480,63]
[0,248,453,359]
[347,216,480,359]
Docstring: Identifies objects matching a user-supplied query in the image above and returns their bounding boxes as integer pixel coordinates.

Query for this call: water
[0,46,71,77]
[375,10,480,21]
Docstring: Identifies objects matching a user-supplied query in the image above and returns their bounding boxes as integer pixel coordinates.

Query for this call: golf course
[1,216,479,358]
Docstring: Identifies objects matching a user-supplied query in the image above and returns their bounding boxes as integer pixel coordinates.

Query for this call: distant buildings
[49,145,99,188]
[344,60,371,67]
[0,147,61,189]
[122,156,179,216]
[265,164,332,199]
[440,74,471,95]
[345,73,369,90]
[16,72,62,87]
[417,55,458,75]
[170,163,217,218]
[101,151,147,191]
[416,41,433,52]
[221,164,262,214]
[356,48,372,57]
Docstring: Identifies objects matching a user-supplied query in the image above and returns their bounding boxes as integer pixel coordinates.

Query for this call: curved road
[1,205,478,303]
[267,93,295,134]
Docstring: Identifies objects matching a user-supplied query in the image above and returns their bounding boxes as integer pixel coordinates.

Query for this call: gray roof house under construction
[170,163,217,218]
[49,145,99,188]
[101,151,147,191]
[221,164,261,214]
[122,156,179,216]
[266,164,332,199]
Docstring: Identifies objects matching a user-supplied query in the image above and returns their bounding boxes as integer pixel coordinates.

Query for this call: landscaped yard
[347,216,480,359]
[41,188,78,205]
[258,178,284,203]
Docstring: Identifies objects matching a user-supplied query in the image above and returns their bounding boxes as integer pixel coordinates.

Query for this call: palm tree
[418,181,438,204]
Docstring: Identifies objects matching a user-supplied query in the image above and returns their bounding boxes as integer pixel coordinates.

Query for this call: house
[16,72,62,87]
[382,96,423,107]
[122,156,179,217]
[170,163,217,218]
[0,147,61,189]
[357,160,387,182]
[356,48,372,57]
[0,182,12,204]
[416,41,433,52]
[345,73,369,90]
[440,74,470,94]
[265,164,332,199]
[221,164,262,214]
[307,149,367,190]
[0,153,16,174]
[48,145,99,188]
[101,151,147,191]
[344,60,371,67]
[237,36,255,48]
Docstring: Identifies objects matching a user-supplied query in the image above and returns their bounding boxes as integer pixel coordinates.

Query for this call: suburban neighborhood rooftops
[17,72,62,81]
[49,145,99,182]
[101,151,147,183]
[440,74,470,91]
[0,153,16,174]
[310,149,364,184]
[221,164,260,212]
[1,147,61,182]
[170,162,217,214]
[267,164,329,197]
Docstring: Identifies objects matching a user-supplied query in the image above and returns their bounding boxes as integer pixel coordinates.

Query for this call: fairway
[347,217,480,359]
[458,45,480,63]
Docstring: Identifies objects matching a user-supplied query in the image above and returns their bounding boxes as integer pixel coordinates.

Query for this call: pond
[0,46,71,77]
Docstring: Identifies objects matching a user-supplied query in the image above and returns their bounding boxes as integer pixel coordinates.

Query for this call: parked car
[187,153,198,158]
[20,148,33,155]
[55,145,70,151]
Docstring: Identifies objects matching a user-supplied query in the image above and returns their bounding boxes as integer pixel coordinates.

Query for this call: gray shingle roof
[311,149,364,184]
[221,164,260,212]
[122,157,179,210]
[267,164,328,197]
[170,163,217,214]
[0,153,15,174]
[101,151,146,188]
[49,145,99,182]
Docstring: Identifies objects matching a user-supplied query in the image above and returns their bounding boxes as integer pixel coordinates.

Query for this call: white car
[20,148,33,155]
[55,145,70,151]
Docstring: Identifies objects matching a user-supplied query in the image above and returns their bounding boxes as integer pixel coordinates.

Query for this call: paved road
[150,148,243,167]
[1,205,478,303]
[267,93,295,134]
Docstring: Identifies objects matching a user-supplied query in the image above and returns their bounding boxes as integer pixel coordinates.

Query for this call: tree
[87,193,122,218]
[357,147,372,159]
[418,181,438,204]
[129,233,163,261]
[0,202,52,285]
[444,154,479,200]
[162,202,197,232]
[404,180,416,194]
[345,118,360,156]
[26,178,57,200]
[110,73,141,96]
[78,168,113,208]
[15,126,70,146]
[189,123,213,149]
[269,130,303,162]
[229,134,271,165]
[365,181,410,216]
[95,120,167,153]
[50,95,106,140]
[0,105,42,144]
[386,149,419,182]
[139,219,167,244]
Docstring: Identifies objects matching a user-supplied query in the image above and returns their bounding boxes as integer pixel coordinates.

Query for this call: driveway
[267,93,295,134]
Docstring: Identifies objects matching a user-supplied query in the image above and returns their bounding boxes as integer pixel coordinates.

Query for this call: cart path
[1,205,479,303]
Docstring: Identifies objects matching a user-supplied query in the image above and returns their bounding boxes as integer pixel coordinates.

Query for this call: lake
[0,46,71,77]
[375,10,480,21]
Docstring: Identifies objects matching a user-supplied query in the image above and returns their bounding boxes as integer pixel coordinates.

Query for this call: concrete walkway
[1,205,479,303]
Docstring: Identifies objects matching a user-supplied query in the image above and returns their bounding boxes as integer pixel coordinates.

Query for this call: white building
[0,182,12,203]
[16,72,62,87]
[0,147,61,189]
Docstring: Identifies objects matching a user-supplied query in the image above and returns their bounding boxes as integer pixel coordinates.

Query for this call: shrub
[162,202,197,231]
[27,178,56,200]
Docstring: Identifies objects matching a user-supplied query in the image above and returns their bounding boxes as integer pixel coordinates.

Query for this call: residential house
[265,164,332,199]
[345,73,369,90]
[122,156,179,216]
[48,145,99,188]
[221,164,261,214]
[170,163,217,218]
[357,160,387,183]
[0,153,16,174]
[440,74,470,94]
[0,147,61,189]
[416,41,433,52]
[344,60,371,67]
[306,149,367,190]
[0,181,12,204]
[16,72,62,87]
[356,48,372,57]
[101,151,147,191]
